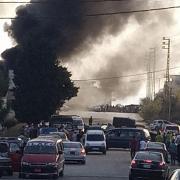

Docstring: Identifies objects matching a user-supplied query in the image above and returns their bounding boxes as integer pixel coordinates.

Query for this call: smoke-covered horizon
[1,0,179,109]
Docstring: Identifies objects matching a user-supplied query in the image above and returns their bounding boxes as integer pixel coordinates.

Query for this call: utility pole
[146,48,156,100]
[150,48,156,99]
[162,37,171,121]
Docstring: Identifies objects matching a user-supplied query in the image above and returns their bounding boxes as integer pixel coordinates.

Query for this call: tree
[2,43,78,124]
[0,61,9,124]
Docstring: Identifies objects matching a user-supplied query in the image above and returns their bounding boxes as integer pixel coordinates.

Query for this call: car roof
[63,141,81,144]
[28,136,62,143]
[147,142,165,148]
[110,128,146,131]
[86,130,104,134]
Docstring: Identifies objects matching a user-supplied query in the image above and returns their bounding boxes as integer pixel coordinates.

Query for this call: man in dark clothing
[177,143,180,165]
[130,136,138,159]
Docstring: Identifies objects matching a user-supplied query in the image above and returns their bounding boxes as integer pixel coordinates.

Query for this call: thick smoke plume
[2,0,176,108]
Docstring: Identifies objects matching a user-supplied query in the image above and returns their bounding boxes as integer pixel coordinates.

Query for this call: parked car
[84,130,106,154]
[0,142,13,177]
[49,132,69,141]
[144,141,169,163]
[39,127,58,135]
[168,169,180,180]
[163,124,180,135]
[106,128,151,149]
[19,137,64,179]
[150,120,173,132]
[63,141,86,164]
[0,137,23,173]
[129,151,170,180]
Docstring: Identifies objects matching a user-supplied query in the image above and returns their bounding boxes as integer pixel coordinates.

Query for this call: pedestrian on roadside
[130,136,138,159]
[155,131,163,143]
[169,139,177,165]
[177,143,180,165]
[139,138,147,151]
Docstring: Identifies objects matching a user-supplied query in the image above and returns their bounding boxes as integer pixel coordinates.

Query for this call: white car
[84,130,106,154]
[163,124,180,135]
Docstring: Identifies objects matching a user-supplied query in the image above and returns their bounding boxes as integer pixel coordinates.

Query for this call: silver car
[63,142,86,164]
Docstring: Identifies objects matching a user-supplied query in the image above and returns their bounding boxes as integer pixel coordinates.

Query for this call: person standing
[177,143,180,165]
[130,136,138,159]
[169,139,177,165]
[139,138,147,151]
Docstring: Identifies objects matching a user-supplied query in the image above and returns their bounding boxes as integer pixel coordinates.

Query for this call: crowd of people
[129,130,180,165]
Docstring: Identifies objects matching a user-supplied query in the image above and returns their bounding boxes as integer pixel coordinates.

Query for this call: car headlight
[101,143,105,147]
[22,161,30,166]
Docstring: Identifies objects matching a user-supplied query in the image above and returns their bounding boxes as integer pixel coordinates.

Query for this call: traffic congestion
[0,115,180,180]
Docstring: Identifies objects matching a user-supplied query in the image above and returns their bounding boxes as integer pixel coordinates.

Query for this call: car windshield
[24,142,56,154]
[147,143,164,149]
[73,119,83,126]
[63,143,82,148]
[87,134,104,141]
[39,128,58,135]
[135,152,162,161]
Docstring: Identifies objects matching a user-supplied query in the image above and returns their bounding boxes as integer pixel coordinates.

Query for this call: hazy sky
[0,0,180,107]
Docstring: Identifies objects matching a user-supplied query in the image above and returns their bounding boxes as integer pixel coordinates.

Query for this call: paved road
[1,149,131,180]
[1,150,177,180]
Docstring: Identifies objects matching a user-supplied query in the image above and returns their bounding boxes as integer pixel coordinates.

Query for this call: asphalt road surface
[1,149,131,180]
[1,150,178,180]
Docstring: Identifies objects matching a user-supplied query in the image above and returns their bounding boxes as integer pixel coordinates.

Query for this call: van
[84,130,106,154]
[19,137,64,179]
[106,128,151,149]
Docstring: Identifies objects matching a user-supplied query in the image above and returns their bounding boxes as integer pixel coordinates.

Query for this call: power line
[0,4,180,19]
[72,66,180,82]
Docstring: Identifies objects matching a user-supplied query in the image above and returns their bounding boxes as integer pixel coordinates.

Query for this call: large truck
[112,117,136,128]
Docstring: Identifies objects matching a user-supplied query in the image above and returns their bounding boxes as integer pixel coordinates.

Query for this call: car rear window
[87,134,104,141]
[135,152,162,161]
[63,143,82,148]
[147,143,163,149]
[166,126,179,131]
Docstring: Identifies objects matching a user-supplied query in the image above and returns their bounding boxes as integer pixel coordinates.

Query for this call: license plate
[143,164,151,168]
[92,148,99,150]
[34,169,41,173]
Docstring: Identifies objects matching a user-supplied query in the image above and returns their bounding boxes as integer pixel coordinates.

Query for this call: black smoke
[2,0,175,108]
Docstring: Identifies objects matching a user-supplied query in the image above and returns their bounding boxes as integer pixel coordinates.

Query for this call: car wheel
[81,160,86,165]
[53,174,58,179]
[103,151,106,155]
[129,174,135,180]
[18,173,25,179]
[8,169,13,176]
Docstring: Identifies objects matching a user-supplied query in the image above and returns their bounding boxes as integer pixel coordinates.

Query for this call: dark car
[144,142,169,163]
[106,128,151,149]
[129,151,170,180]
[168,169,180,180]
[0,142,13,177]
[0,137,23,173]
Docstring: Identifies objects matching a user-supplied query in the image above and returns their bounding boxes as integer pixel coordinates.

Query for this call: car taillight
[81,149,86,155]
[159,162,165,168]
[131,160,137,168]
